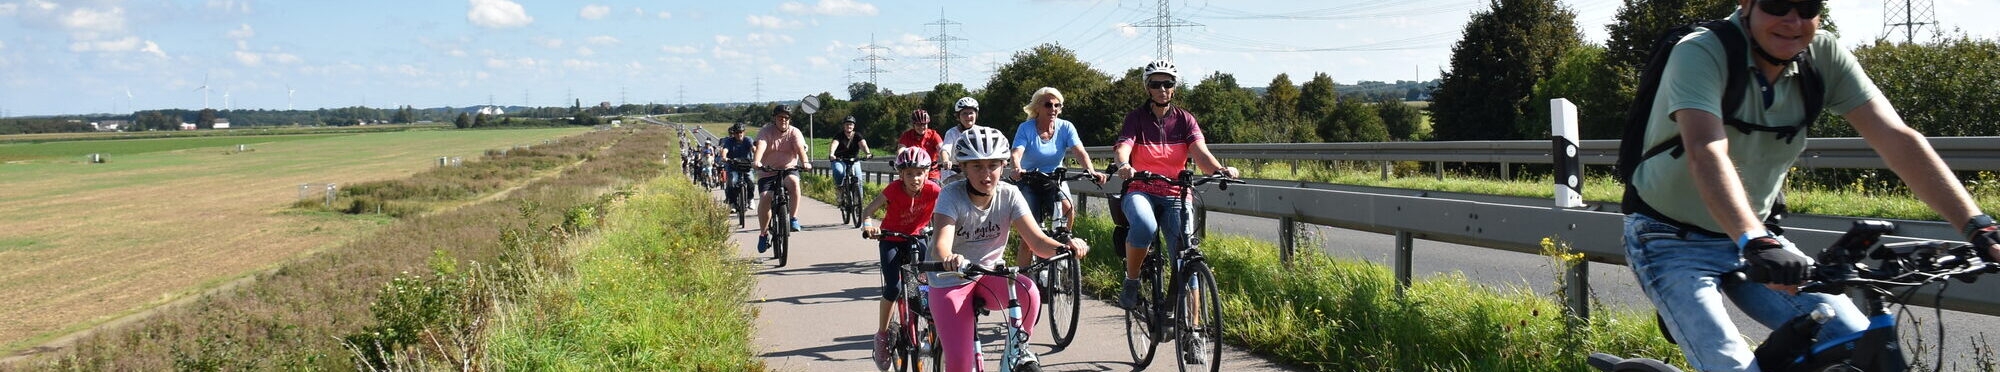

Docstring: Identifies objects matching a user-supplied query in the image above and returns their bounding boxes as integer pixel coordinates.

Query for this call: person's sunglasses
[1043,102,1063,109]
[1148,80,1177,89]
[1756,0,1823,18]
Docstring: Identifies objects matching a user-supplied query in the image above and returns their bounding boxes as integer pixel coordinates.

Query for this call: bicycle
[833,157,868,229]
[725,159,754,228]
[1589,220,2000,372]
[868,230,944,372]
[760,166,801,267]
[917,246,1079,372]
[1114,169,1242,371]
[1016,167,1100,350]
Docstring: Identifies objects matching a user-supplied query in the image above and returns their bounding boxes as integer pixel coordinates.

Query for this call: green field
[0,127,589,353]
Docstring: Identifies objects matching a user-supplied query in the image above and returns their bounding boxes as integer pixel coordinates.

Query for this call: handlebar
[1114,168,1247,191]
[1785,220,2000,294]
[866,230,927,242]
[915,261,1020,279]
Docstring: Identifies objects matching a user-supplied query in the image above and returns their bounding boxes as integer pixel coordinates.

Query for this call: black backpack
[1615,19,1826,235]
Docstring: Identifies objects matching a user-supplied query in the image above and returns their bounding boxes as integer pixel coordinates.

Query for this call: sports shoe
[1182,339,1208,365]
[1120,279,1142,309]
[872,330,892,371]
[757,234,770,253]
[791,217,802,232]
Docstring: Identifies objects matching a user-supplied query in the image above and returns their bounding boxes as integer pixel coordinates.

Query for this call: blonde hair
[1022,87,1065,116]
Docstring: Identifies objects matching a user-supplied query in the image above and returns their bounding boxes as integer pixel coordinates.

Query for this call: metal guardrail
[817,158,2000,318]
[1082,137,2000,171]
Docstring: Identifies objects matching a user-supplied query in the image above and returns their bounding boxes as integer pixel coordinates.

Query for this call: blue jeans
[1121,191,1185,252]
[1622,213,1867,372]
[725,167,750,204]
[831,160,861,187]
[1019,181,1070,224]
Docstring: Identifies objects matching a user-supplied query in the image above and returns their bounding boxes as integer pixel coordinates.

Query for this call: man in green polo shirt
[1622,0,2000,370]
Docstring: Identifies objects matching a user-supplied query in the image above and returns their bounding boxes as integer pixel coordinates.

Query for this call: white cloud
[535,37,565,49]
[138,41,165,58]
[227,24,255,40]
[657,11,673,19]
[575,46,595,56]
[0,41,7,51]
[485,57,540,69]
[448,49,468,57]
[808,56,832,69]
[476,71,491,80]
[579,4,610,20]
[205,0,251,14]
[1116,23,1138,38]
[711,46,751,61]
[59,6,128,36]
[714,35,734,45]
[778,0,877,17]
[467,0,533,29]
[561,59,602,69]
[746,15,799,29]
[0,3,18,16]
[585,35,620,45]
[233,49,300,66]
[660,44,699,54]
[69,36,140,53]
[745,32,795,46]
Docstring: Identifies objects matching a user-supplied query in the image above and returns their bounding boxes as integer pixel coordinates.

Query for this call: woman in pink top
[1108,60,1237,310]
[753,104,812,254]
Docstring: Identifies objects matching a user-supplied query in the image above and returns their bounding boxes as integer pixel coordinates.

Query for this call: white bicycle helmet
[1143,59,1179,79]
[953,97,980,112]
[953,126,1010,162]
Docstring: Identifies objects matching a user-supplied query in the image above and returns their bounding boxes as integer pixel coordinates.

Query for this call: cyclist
[860,147,943,371]
[719,124,755,207]
[829,116,870,188]
[928,126,1089,372]
[753,104,811,253]
[938,97,984,182]
[1111,60,1238,310]
[898,109,944,180]
[1008,86,1105,265]
[1621,2,2000,370]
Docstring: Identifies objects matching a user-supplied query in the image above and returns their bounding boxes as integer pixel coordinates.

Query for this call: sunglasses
[1043,102,1063,109]
[1755,0,1823,18]
[1148,80,1177,89]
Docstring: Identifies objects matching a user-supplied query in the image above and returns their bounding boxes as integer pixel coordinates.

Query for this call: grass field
[0,124,449,145]
[0,127,588,353]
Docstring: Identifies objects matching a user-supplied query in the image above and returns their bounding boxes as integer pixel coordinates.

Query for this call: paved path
[722,188,1296,371]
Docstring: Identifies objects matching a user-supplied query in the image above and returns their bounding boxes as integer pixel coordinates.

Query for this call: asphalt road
[724,188,1296,371]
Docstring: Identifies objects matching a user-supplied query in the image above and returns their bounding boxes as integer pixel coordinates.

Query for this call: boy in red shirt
[897,109,944,179]
[859,147,943,370]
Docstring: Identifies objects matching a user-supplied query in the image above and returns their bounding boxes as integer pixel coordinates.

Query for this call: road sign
[800,95,820,115]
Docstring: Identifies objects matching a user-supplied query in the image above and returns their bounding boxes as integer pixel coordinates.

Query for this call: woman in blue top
[1007,87,1106,237]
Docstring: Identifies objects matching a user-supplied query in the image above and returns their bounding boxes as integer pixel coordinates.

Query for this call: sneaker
[757,235,770,253]
[791,217,802,232]
[1015,350,1040,369]
[1182,339,1208,365]
[872,330,892,371]
[1120,279,1141,309]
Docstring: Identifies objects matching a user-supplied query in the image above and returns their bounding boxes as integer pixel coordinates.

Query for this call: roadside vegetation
[20,126,673,370]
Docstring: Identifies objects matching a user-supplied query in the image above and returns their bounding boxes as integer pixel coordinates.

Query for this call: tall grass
[21,127,675,370]
[293,134,614,218]
[485,174,760,369]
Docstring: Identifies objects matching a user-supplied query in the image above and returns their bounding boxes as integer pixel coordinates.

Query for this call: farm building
[179,122,196,130]
[212,119,231,129]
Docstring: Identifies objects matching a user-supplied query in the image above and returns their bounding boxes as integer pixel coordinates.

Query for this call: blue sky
[0,0,1993,117]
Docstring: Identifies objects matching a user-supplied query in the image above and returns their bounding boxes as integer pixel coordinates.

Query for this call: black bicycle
[1016,167,1099,350]
[1114,169,1241,371]
[725,159,754,228]
[833,157,868,229]
[761,166,800,267]
[1589,220,2000,372]
[868,230,943,372]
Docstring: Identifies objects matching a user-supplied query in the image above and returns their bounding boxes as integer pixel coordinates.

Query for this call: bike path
[719,188,1296,371]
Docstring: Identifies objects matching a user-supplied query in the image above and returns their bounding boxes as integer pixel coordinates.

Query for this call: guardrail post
[1394,230,1414,295]
[1278,216,1296,266]
[1434,161,1444,181]
[1501,162,1512,180]
[1076,194,1089,219]
[1380,161,1390,181]
[1565,261,1591,320]
[1194,207,1209,241]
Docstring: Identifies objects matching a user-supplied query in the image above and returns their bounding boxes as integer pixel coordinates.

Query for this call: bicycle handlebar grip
[916,261,950,272]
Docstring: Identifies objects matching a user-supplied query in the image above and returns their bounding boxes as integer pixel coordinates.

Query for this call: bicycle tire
[1175,261,1223,372]
[772,201,790,267]
[1045,255,1082,349]
[1127,252,1166,369]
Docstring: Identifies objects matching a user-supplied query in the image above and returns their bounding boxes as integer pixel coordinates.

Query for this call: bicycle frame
[919,251,1074,372]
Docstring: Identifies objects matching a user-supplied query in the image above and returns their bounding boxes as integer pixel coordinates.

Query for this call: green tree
[980,44,1113,133]
[922,83,972,119]
[1297,73,1338,120]
[1330,98,1389,142]
[1183,72,1262,144]
[1377,97,1427,141]
[473,113,489,128]
[454,113,471,129]
[1844,35,2000,137]
[848,82,882,102]
[1260,73,1301,123]
[1070,68,1147,145]
[1431,0,1582,140]
[1531,45,1625,138]
[197,109,218,129]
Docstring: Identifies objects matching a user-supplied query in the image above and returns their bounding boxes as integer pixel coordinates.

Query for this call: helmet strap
[967,184,990,197]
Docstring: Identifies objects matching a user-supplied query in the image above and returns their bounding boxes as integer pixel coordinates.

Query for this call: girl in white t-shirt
[928,126,1089,372]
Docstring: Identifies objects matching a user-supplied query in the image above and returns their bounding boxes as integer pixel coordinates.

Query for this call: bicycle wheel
[772,202,790,267]
[1045,255,1081,349]
[1126,256,1165,369]
[848,185,865,229]
[1175,261,1223,372]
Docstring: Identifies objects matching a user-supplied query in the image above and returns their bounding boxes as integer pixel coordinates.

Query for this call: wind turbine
[194,73,211,109]
[223,88,232,111]
[124,87,134,112]
[287,85,296,111]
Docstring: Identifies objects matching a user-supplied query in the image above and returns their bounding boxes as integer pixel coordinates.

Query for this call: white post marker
[1551,98,1584,208]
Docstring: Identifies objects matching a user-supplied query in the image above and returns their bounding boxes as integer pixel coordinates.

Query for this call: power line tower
[1130,0,1201,62]
[754,75,764,103]
[923,9,966,85]
[619,86,628,106]
[1882,0,1938,44]
[678,84,686,106]
[855,33,893,87]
